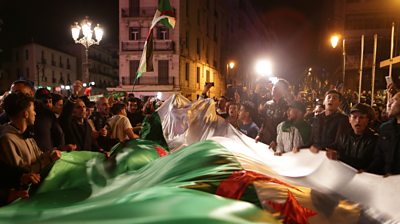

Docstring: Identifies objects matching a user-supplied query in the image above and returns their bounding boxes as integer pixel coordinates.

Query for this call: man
[59,81,106,152]
[0,80,35,125]
[89,96,110,132]
[107,102,138,142]
[238,101,259,139]
[256,79,289,149]
[369,92,400,175]
[34,88,71,152]
[51,93,63,118]
[275,101,311,156]
[0,92,61,204]
[326,103,378,171]
[226,102,239,128]
[310,90,351,153]
[216,96,228,119]
[126,97,144,134]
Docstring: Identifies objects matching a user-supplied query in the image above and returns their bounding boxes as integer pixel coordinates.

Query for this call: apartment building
[116,0,254,100]
[10,43,77,90]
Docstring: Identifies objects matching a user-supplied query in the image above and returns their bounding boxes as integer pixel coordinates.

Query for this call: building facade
[117,0,257,100]
[10,43,77,90]
[330,0,400,90]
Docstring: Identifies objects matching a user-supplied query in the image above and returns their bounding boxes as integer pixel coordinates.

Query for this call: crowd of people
[204,79,400,177]
[0,77,399,207]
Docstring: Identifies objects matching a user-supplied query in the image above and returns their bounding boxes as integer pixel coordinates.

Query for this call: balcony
[121,7,157,18]
[122,40,175,52]
[136,76,175,85]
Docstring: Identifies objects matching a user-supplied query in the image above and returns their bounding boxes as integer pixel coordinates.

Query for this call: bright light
[156,92,162,100]
[269,76,279,84]
[255,59,273,76]
[65,86,71,90]
[71,22,80,41]
[94,24,103,42]
[61,85,65,89]
[83,83,87,87]
[330,35,340,48]
[229,62,235,69]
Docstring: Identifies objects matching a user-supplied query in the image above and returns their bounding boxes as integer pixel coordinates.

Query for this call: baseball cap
[350,103,373,119]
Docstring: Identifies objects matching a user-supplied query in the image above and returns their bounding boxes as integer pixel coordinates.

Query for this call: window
[25,49,29,60]
[129,0,140,17]
[26,67,29,78]
[196,67,200,83]
[129,60,139,84]
[158,60,169,84]
[67,58,70,69]
[51,54,55,66]
[196,38,201,55]
[157,27,169,40]
[186,32,189,49]
[59,72,64,84]
[213,24,217,42]
[185,0,189,17]
[129,27,140,40]
[52,71,56,83]
[59,56,63,68]
[206,70,210,82]
[185,63,189,81]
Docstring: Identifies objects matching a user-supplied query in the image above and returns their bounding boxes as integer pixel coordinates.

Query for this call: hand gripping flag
[135,0,176,83]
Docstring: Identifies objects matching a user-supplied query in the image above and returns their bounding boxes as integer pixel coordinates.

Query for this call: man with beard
[326,103,378,171]
[369,92,400,176]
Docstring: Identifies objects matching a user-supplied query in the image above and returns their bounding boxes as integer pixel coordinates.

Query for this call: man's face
[26,102,36,126]
[43,98,53,110]
[97,98,110,115]
[349,112,369,135]
[218,98,226,110]
[324,93,341,112]
[127,101,138,113]
[238,105,247,121]
[287,108,300,121]
[52,99,63,115]
[272,84,284,99]
[228,104,238,118]
[388,93,400,118]
[72,100,86,119]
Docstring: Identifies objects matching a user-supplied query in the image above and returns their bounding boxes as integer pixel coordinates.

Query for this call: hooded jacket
[0,124,53,173]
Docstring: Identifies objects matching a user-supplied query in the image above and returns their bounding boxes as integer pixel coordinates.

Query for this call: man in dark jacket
[256,79,289,149]
[310,90,351,153]
[369,92,400,175]
[326,103,378,171]
[59,81,106,152]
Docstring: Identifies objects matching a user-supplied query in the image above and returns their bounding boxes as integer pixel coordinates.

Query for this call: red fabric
[268,190,317,224]
[154,146,168,157]
[216,170,302,199]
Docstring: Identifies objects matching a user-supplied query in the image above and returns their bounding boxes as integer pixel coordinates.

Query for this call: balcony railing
[122,40,175,52]
[121,7,157,18]
[122,76,175,85]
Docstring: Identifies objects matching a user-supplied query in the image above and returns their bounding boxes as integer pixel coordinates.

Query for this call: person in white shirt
[107,103,138,142]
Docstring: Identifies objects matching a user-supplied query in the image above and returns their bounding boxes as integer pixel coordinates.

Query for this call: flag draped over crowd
[1,93,400,223]
[135,0,176,82]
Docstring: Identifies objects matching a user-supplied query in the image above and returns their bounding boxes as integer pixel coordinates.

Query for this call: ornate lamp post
[71,17,103,83]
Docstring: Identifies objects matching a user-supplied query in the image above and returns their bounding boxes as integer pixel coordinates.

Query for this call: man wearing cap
[326,103,378,171]
[275,101,311,156]
[369,92,400,176]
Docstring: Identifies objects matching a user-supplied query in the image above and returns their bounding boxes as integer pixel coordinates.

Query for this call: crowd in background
[0,77,399,206]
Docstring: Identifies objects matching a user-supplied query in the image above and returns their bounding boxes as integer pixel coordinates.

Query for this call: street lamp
[226,61,235,85]
[71,17,103,83]
[330,34,346,89]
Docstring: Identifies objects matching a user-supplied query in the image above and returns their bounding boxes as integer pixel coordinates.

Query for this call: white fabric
[156,94,400,222]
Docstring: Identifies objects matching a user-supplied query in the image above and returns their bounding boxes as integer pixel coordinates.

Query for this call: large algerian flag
[1,94,400,223]
[136,0,176,82]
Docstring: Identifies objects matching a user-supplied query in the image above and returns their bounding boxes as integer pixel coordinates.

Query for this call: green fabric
[0,140,277,224]
[281,119,311,145]
[140,113,169,150]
